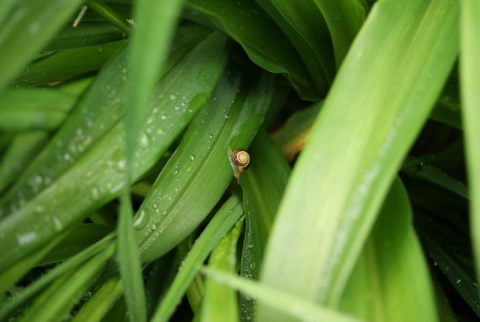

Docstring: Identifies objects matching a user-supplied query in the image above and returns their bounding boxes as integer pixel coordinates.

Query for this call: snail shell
[231,148,250,171]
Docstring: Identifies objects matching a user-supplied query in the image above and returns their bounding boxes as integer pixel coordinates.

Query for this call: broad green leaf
[202,268,363,322]
[254,0,335,93]
[135,69,275,264]
[200,217,244,322]
[0,1,16,28]
[45,22,125,51]
[240,130,290,275]
[259,0,459,320]
[312,0,366,67]
[460,0,480,277]
[0,0,85,93]
[183,0,317,99]
[0,88,76,131]
[339,178,437,322]
[1,23,213,213]
[239,130,290,320]
[0,30,228,282]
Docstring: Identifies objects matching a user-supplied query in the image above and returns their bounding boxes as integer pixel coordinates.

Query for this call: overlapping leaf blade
[259,1,459,320]
[460,0,480,277]
[339,178,437,322]
[312,0,366,67]
[199,217,244,322]
[254,0,335,93]
[183,0,317,99]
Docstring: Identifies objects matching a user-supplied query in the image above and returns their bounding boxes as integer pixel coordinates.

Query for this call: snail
[229,148,250,180]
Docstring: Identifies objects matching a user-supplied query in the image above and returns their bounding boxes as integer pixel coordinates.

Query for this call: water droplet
[139,133,149,147]
[151,224,157,230]
[97,47,104,54]
[117,160,126,170]
[190,155,195,161]
[208,134,213,140]
[134,210,146,227]
[17,232,37,246]
[169,94,176,100]
[64,153,71,161]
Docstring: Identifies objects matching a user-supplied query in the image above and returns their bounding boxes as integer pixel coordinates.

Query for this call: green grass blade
[460,0,480,277]
[0,89,76,131]
[117,194,147,322]
[339,178,437,321]
[72,276,124,322]
[312,0,366,67]
[405,165,468,199]
[0,0,85,93]
[19,245,115,322]
[259,0,459,319]
[87,1,131,34]
[45,22,125,51]
[202,268,363,322]
[124,0,184,182]
[135,70,275,264]
[117,4,184,310]
[200,217,244,322]
[12,41,125,87]
[183,0,317,99]
[0,235,115,320]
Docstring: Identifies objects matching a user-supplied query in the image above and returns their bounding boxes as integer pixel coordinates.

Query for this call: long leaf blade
[259,1,459,320]
[460,0,480,277]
